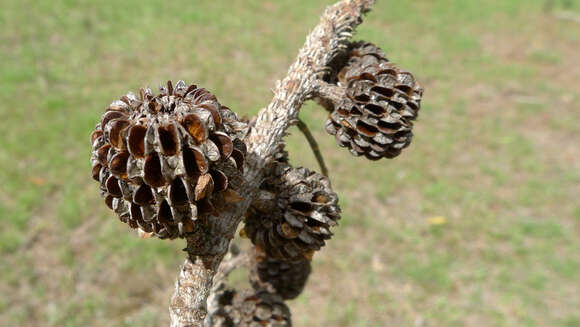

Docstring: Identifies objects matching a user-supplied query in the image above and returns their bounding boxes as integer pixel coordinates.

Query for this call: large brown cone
[243,164,340,261]
[252,257,311,300]
[325,41,424,160]
[211,289,292,327]
[90,80,247,239]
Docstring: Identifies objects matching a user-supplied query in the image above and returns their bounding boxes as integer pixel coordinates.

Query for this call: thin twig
[314,79,347,112]
[297,118,329,176]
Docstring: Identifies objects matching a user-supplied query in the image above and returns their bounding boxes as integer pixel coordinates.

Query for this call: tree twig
[169,1,376,325]
[313,79,347,112]
[297,118,329,176]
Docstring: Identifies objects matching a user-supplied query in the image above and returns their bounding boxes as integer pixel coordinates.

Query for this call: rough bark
[169,0,376,326]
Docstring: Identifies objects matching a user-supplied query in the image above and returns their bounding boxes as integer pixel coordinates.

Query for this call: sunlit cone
[325,41,424,160]
[211,289,291,327]
[243,164,340,261]
[90,81,247,239]
[252,257,311,300]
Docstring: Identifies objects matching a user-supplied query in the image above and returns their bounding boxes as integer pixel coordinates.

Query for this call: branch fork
[168,1,377,325]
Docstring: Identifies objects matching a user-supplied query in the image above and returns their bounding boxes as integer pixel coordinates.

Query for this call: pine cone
[325,41,424,160]
[243,164,340,261]
[211,289,291,327]
[90,81,247,239]
[252,257,311,300]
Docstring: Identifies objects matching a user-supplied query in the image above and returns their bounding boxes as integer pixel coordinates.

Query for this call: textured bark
[170,256,222,327]
[169,0,376,326]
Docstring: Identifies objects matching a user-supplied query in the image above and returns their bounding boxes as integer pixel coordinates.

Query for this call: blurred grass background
[1,0,579,326]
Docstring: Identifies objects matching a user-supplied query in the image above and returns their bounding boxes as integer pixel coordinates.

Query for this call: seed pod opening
[169,177,189,205]
[105,176,122,197]
[109,119,130,149]
[91,164,102,182]
[230,148,245,172]
[157,200,173,225]
[133,184,154,205]
[109,151,129,179]
[181,114,208,144]
[210,132,234,160]
[97,144,112,166]
[144,153,165,187]
[127,124,147,158]
[194,173,214,201]
[158,124,180,156]
[183,146,208,176]
[130,202,143,221]
[210,169,228,192]
[91,130,103,144]
[101,111,126,130]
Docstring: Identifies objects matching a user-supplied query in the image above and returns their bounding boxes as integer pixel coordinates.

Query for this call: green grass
[1,0,579,326]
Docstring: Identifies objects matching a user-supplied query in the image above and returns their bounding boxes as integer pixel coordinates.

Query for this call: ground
[1,0,579,326]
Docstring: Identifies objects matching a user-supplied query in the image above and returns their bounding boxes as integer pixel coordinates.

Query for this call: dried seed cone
[325,41,424,160]
[253,257,311,300]
[243,164,340,261]
[211,289,291,327]
[90,81,247,239]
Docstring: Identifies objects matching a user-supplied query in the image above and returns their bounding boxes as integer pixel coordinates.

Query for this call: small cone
[244,164,340,261]
[325,41,424,160]
[211,289,291,327]
[252,257,311,300]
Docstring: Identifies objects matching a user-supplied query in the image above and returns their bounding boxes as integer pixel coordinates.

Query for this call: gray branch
[169,1,376,326]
